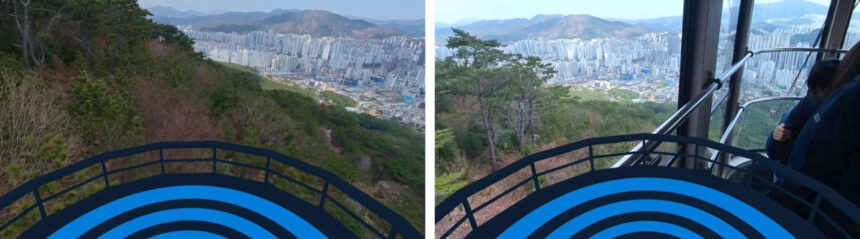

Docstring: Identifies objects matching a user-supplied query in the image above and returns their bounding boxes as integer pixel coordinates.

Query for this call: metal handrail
[0,141,422,239]
[613,47,849,168]
[707,96,803,171]
[434,134,860,238]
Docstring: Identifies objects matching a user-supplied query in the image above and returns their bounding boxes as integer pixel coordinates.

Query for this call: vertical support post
[641,140,648,163]
[530,163,540,191]
[589,145,595,171]
[462,200,478,231]
[212,148,217,173]
[678,0,724,168]
[387,227,397,239]
[101,160,110,188]
[820,0,855,59]
[747,160,755,186]
[33,190,46,218]
[723,0,754,143]
[319,181,329,208]
[264,157,271,184]
[809,194,823,222]
[160,148,165,175]
[693,145,700,170]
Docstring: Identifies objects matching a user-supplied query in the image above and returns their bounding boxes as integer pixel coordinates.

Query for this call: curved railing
[613,47,849,168]
[0,141,421,239]
[707,96,802,171]
[434,134,860,238]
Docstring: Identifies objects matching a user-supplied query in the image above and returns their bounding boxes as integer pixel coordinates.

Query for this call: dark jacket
[765,59,840,164]
[766,95,824,164]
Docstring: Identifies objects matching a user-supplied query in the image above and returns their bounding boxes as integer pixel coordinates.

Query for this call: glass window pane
[739,0,831,103]
[730,0,834,150]
[715,0,741,76]
[843,7,860,50]
[711,0,740,143]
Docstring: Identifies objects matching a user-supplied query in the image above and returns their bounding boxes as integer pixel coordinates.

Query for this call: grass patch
[259,78,318,99]
[609,88,639,101]
[435,169,469,204]
[216,61,257,74]
[567,89,609,101]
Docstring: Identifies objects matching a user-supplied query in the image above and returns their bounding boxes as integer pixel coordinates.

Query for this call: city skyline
[183,28,426,129]
[137,0,424,20]
[435,0,835,24]
[435,1,858,105]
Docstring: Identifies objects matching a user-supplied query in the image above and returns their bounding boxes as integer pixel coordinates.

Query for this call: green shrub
[435,169,469,203]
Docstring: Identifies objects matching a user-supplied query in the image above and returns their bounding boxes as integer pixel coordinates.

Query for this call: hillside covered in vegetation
[434,30,676,203]
[0,0,423,236]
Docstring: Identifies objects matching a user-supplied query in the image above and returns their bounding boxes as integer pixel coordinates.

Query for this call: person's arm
[773,123,792,141]
[766,108,794,163]
[782,97,816,138]
[773,106,797,142]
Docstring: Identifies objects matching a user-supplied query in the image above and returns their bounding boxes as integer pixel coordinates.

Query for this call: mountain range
[146,6,423,39]
[201,10,407,39]
[436,14,652,43]
[436,0,841,43]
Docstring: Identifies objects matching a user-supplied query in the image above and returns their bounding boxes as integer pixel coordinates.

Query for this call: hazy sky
[138,0,424,20]
[436,0,834,23]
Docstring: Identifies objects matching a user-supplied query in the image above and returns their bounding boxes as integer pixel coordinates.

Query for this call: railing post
[746,160,755,187]
[462,200,478,231]
[319,181,329,208]
[264,157,271,184]
[387,227,397,239]
[693,144,699,170]
[808,194,823,223]
[589,145,595,171]
[530,163,540,191]
[212,148,217,173]
[101,160,110,188]
[33,190,46,218]
[159,148,165,175]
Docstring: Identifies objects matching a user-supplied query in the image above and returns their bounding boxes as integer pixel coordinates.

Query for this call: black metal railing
[434,134,860,238]
[0,141,421,239]
[613,47,849,168]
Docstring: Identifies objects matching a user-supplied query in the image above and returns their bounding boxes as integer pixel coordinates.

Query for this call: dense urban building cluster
[183,27,426,129]
[437,19,859,105]
[437,32,682,103]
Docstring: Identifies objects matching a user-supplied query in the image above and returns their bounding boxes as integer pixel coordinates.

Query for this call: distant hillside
[790,29,821,45]
[435,15,561,41]
[624,0,830,31]
[436,14,651,43]
[207,10,405,39]
[347,16,425,36]
[149,8,294,26]
[438,0,832,41]
[624,16,683,32]
[751,0,828,22]
[147,5,206,19]
[373,19,425,37]
[511,15,652,40]
[147,7,418,38]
